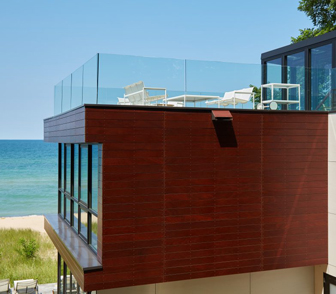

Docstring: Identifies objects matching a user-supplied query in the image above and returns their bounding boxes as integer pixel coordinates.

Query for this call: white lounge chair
[117,97,131,105]
[0,279,10,294]
[206,87,255,109]
[14,279,38,294]
[124,81,167,105]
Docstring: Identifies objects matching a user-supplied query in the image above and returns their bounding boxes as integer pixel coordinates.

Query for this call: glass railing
[53,54,336,114]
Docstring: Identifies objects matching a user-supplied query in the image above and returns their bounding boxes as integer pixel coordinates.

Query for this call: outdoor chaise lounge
[14,279,38,294]
[206,87,255,108]
[117,97,131,105]
[124,81,167,105]
[0,279,10,294]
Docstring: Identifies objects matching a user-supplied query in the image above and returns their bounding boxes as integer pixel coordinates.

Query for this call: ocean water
[0,140,58,217]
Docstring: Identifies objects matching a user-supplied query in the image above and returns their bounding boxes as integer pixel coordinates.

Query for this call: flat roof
[261,30,336,60]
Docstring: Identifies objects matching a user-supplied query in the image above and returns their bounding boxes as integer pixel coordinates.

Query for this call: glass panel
[71,66,83,109]
[98,54,184,105]
[65,197,71,222]
[71,275,78,294]
[91,214,98,252]
[83,55,98,104]
[66,145,71,193]
[80,207,88,240]
[186,60,260,108]
[73,202,79,232]
[59,258,64,294]
[60,193,64,217]
[80,146,88,204]
[331,284,336,294]
[61,144,64,191]
[266,58,282,102]
[287,51,305,110]
[311,44,332,110]
[74,145,79,199]
[54,81,62,115]
[91,145,98,212]
[62,75,72,112]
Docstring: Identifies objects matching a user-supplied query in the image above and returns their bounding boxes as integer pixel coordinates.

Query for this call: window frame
[58,143,99,253]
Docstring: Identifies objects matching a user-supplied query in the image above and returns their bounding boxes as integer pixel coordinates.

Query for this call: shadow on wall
[213,121,237,147]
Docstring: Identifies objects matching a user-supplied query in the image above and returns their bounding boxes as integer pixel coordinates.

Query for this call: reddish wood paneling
[45,106,328,292]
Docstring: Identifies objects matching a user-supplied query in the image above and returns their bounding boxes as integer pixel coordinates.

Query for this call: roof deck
[54,54,336,115]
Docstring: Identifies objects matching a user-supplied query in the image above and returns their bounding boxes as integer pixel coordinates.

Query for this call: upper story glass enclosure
[54,48,336,115]
[261,30,336,111]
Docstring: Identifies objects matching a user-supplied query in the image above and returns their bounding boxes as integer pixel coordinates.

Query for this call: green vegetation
[250,84,261,108]
[18,238,39,259]
[91,222,98,235]
[292,0,336,43]
[0,229,57,286]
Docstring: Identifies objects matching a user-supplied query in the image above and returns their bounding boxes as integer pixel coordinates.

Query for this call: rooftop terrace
[54,54,336,114]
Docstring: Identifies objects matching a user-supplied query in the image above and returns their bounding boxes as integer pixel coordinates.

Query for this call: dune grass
[0,229,57,286]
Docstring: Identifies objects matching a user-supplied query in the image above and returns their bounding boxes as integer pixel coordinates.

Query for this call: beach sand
[0,215,45,233]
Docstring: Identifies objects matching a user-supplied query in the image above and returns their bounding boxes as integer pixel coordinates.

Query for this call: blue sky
[0,0,312,139]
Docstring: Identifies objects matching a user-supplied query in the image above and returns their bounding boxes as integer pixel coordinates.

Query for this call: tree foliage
[292,0,336,43]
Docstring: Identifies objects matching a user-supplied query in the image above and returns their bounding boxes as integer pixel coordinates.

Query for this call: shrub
[18,238,39,259]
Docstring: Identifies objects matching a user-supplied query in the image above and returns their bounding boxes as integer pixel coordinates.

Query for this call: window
[287,51,305,110]
[324,273,336,294]
[266,58,283,103]
[57,253,95,294]
[80,146,88,204]
[58,143,100,253]
[311,44,332,110]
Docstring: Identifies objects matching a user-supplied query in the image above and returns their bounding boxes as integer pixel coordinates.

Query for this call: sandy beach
[0,215,45,233]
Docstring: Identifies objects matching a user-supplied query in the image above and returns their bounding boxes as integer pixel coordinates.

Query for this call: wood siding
[44,106,328,291]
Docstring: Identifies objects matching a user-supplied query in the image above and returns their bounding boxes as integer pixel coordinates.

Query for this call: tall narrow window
[61,144,64,191]
[287,51,305,110]
[80,146,88,204]
[311,44,332,110]
[91,145,98,213]
[266,58,282,101]
[74,145,79,199]
[66,145,71,194]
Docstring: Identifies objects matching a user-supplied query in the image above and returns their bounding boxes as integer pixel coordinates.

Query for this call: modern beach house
[44,30,336,294]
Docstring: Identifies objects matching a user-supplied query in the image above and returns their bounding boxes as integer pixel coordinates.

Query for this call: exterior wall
[44,106,328,291]
[327,114,336,289]
[97,266,315,294]
[44,107,85,143]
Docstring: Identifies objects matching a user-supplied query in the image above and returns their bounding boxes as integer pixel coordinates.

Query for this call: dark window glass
[311,44,332,110]
[65,197,71,223]
[66,145,71,193]
[61,144,64,191]
[74,145,79,199]
[91,214,98,252]
[73,201,79,232]
[80,146,88,204]
[287,51,305,110]
[60,193,64,217]
[92,145,98,212]
[80,207,88,240]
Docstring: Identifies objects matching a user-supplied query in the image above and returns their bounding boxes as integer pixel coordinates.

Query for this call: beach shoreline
[0,215,45,233]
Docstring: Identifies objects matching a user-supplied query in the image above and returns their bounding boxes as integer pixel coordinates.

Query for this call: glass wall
[57,254,94,294]
[287,52,305,110]
[311,44,332,110]
[58,143,100,252]
[54,53,262,112]
[71,67,83,109]
[266,58,282,102]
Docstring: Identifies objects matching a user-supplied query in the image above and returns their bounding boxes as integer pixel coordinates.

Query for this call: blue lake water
[0,140,58,217]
